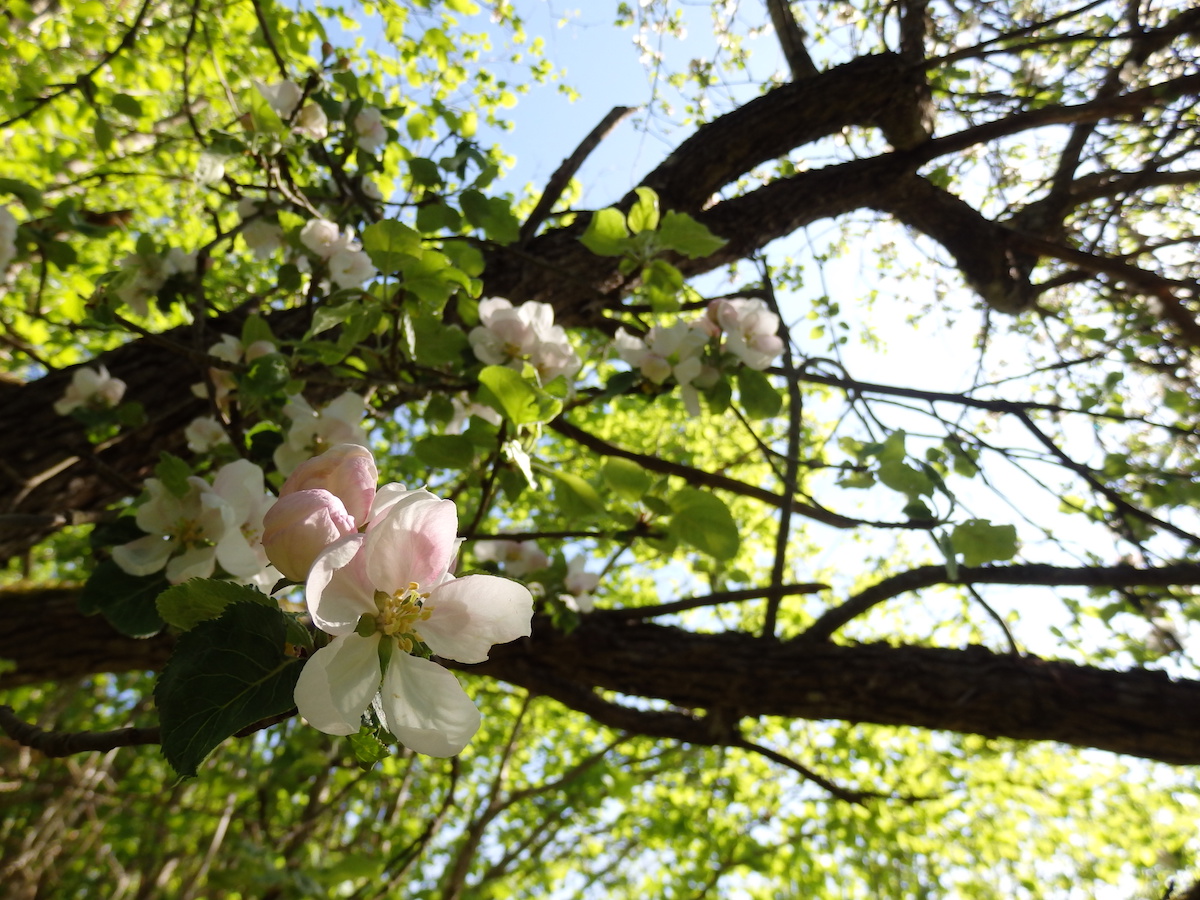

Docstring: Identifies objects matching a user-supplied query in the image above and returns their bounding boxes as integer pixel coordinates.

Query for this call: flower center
[374,583,432,652]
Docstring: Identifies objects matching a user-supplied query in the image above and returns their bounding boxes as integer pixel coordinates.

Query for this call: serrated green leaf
[655,211,726,258]
[413,434,476,469]
[477,365,562,425]
[156,578,274,632]
[668,489,740,560]
[580,207,630,256]
[602,457,652,502]
[951,519,1019,567]
[346,729,389,769]
[736,368,782,419]
[80,559,168,638]
[361,219,421,273]
[627,186,660,234]
[155,601,303,778]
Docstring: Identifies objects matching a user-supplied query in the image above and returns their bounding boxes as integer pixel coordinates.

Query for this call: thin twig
[0,706,160,757]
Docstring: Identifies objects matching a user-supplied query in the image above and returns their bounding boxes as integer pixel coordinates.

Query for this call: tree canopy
[2,0,1200,896]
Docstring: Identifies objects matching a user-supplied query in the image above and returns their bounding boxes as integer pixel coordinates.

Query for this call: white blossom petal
[364,496,458,591]
[307,534,375,633]
[420,573,534,664]
[112,534,174,576]
[294,633,382,735]
[376,652,481,757]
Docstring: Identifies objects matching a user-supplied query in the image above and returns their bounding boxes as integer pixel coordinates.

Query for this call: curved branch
[0,705,160,757]
[803,561,1200,642]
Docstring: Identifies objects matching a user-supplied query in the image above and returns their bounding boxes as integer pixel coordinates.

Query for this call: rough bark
[3,588,1200,766]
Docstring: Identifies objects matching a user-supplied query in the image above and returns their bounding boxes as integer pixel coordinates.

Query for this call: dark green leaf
[361,219,421,273]
[668,489,740,560]
[736,368,782,419]
[155,601,303,778]
[951,519,1019,567]
[155,453,193,497]
[80,560,168,638]
[156,578,274,632]
[413,434,476,469]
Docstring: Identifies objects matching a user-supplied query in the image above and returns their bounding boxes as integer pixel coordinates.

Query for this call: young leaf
[477,365,562,425]
[656,211,726,258]
[602,457,652,502]
[580,207,630,256]
[361,219,421,273]
[155,601,304,779]
[627,186,660,234]
[736,368,782,419]
[951,519,1019,567]
[156,578,275,632]
[668,489,740,560]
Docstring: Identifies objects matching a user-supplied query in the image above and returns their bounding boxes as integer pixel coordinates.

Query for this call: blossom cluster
[299,218,377,289]
[112,459,278,590]
[474,539,600,613]
[468,298,581,383]
[614,297,784,415]
[114,246,196,317]
[256,80,389,154]
[261,445,534,756]
[54,365,126,416]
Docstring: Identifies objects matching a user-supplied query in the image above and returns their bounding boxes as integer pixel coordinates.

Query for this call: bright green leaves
[950,519,1019,567]
[156,579,279,632]
[155,601,305,779]
[414,434,476,468]
[579,187,725,312]
[477,365,562,425]
[460,189,520,244]
[736,369,782,419]
[656,210,728,258]
[361,219,422,273]
[668,488,740,560]
[602,457,652,502]
[552,471,609,519]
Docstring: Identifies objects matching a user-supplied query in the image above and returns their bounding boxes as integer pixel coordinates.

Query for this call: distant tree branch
[0,705,160,757]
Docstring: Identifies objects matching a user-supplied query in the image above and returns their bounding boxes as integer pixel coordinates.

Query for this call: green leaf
[408,157,443,188]
[736,368,782,419]
[110,92,143,119]
[410,313,469,365]
[655,211,726,258]
[346,728,389,769]
[413,434,476,469]
[477,365,562,425]
[240,352,291,398]
[156,578,274,632]
[94,116,113,152]
[580,207,630,256]
[627,186,660,234]
[416,200,463,233]
[640,258,684,312]
[80,560,168,638]
[459,190,520,244]
[240,314,276,348]
[155,601,303,779]
[602,457,652,502]
[308,299,358,336]
[155,453,192,497]
[668,489,740,560]
[361,219,421,273]
[551,471,607,517]
[0,177,43,210]
[951,519,1019,567]
[878,459,934,500]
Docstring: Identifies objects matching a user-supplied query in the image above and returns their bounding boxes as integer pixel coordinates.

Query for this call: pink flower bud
[262,489,357,581]
[278,443,377,526]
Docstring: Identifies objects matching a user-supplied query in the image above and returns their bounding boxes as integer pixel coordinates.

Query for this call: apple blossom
[328,246,377,288]
[468,298,580,382]
[615,321,710,414]
[299,218,346,258]
[256,80,303,119]
[237,198,283,259]
[354,106,388,153]
[53,365,126,415]
[294,490,534,756]
[561,556,600,614]
[190,334,276,410]
[185,416,230,453]
[709,298,784,370]
[473,540,549,576]
[273,391,371,474]
[0,206,17,271]
[113,247,195,317]
[294,103,329,140]
[209,459,279,584]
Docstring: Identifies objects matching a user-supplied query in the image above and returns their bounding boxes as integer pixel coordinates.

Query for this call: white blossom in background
[113,247,195,317]
[237,198,283,259]
[256,80,303,119]
[354,106,387,152]
[709,298,784,370]
[191,333,276,411]
[615,321,710,415]
[0,206,18,271]
[184,416,230,453]
[299,218,376,288]
[294,483,533,756]
[294,103,329,140]
[53,365,126,415]
[209,459,280,588]
[274,390,371,475]
[561,556,600,613]
[468,298,580,382]
[443,393,503,435]
[473,540,550,576]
